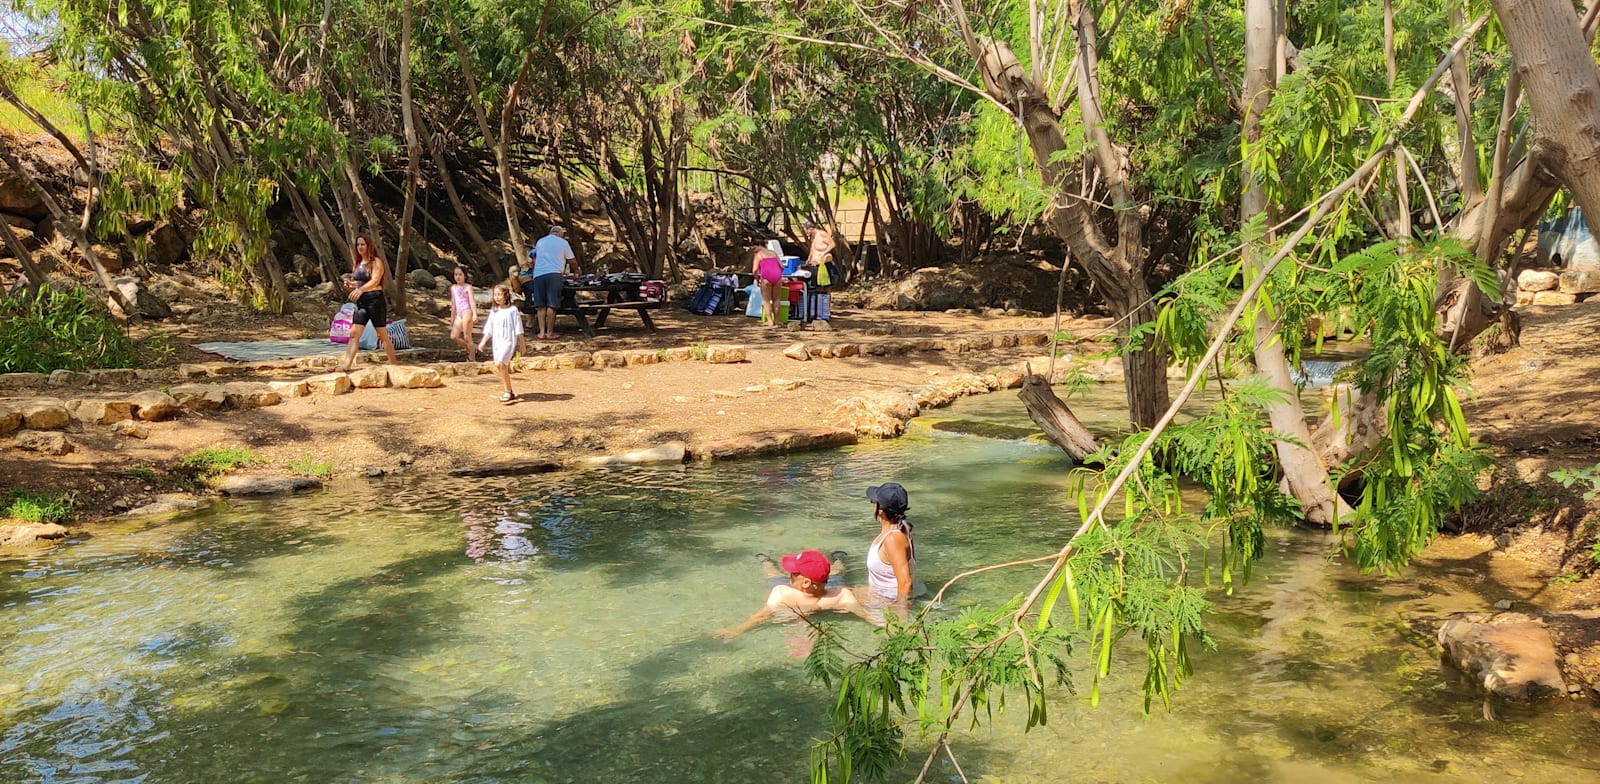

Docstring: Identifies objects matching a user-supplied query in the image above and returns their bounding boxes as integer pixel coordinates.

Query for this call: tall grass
[0,59,100,141]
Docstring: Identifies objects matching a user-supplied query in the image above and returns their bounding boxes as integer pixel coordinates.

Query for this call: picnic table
[556,280,663,338]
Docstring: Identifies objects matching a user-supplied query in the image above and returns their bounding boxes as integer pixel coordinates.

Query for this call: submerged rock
[216,475,323,496]
[0,522,70,548]
[1437,612,1567,700]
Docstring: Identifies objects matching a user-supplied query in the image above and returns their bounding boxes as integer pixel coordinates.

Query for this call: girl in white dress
[476,284,524,404]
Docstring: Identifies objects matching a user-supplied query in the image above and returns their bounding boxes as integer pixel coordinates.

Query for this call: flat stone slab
[689,427,857,461]
[121,496,205,519]
[578,442,687,467]
[448,459,563,478]
[216,475,323,496]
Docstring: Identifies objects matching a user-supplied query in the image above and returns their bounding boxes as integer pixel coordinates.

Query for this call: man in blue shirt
[530,225,576,340]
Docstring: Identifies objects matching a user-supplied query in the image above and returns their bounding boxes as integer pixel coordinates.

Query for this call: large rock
[128,390,180,421]
[305,372,354,395]
[168,383,228,411]
[111,419,150,439]
[0,522,70,548]
[448,459,563,478]
[408,268,436,290]
[554,352,595,369]
[18,400,70,430]
[110,277,173,320]
[1531,290,1577,306]
[829,391,920,438]
[67,399,134,425]
[268,380,310,398]
[387,366,443,389]
[1558,268,1600,295]
[704,344,747,364]
[1517,269,1560,292]
[47,369,90,387]
[348,366,390,389]
[220,382,282,409]
[0,171,47,218]
[579,442,688,467]
[120,495,203,519]
[216,475,323,496]
[690,428,858,461]
[591,350,628,368]
[783,343,811,361]
[894,268,972,311]
[0,372,47,389]
[1437,613,1567,700]
[0,406,20,435]
[13,431,73,455]
[144,220,188,265]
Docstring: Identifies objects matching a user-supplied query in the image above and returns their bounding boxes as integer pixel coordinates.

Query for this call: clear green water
[2,391,1596,783]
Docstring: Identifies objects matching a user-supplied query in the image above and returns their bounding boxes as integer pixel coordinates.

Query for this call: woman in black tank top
[338,232,399,372]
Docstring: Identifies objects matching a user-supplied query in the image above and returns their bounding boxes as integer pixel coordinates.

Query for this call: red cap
[780,550,831,584]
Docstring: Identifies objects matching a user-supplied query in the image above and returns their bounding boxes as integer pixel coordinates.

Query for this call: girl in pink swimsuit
[752,245,784,327]
[448,267,478,361]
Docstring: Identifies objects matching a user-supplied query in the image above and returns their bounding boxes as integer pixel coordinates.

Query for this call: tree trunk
[1242,0,1345,525]
[1491,0,1600,233]
[390,0,421,318]
[0,214,48,290]
[1019,372,1101,462]
[421,118,499,279]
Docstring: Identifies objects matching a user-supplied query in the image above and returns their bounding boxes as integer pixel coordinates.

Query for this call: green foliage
[119,465,158,481]
[1324,239,1494,569]
[286,454,335,478]
[177,447,259,476]
[2,490,74,523]
[0,285,139,373]
[1550,464,1600,502]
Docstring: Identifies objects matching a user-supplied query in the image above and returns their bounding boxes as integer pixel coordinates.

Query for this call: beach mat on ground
[193,339,348,361]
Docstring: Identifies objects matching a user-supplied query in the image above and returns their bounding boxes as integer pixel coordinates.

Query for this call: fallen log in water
[1018,368,1101,463]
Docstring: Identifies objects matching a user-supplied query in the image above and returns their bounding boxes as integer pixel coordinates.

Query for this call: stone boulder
[0,407,20,436]
[1532,291,1577,306]
[68,399,134,425]
[216,475,323,496]
[144,220,188,265]
[128,390,180,421]
[0,372,47,389]
[18,400,70,430]
[0,171,47,218]
[388,366,444,389]
[13,431,73,455]
[0,522,70,548]
[1558,268,1600,295]
[554,352,595,369]
[591,350,628,368]
[305,372,354,395]
[220,382,282,409]
[409,268,436,290]
[1437,613,1567,700]
[348,366,390,389]
[705,344,747,364]
[1516,269,1560,292]
[893,268,972,311]
[48,369,90,387]
[268,380,310,398]
[169,383,228,411]
[829,391,920,438]
[110,276,173,320]
[120,495,203,519]
[783,343,811,361]
[111,419,150,439]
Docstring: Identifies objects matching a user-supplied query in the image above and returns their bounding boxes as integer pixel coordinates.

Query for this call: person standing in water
[337,232,399,372]
[864,482,916,613]
[447,267,478,361]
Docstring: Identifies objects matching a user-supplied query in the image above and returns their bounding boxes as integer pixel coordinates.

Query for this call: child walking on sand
[448,267,479,361]
[476,284,524,404]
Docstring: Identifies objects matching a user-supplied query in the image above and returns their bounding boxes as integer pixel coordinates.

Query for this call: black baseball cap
[866,483,909,514]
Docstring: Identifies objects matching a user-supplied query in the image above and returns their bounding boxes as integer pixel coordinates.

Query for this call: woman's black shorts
[353,291,387,327]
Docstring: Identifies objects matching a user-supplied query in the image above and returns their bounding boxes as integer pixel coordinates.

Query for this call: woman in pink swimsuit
[752,244,784,327]
[448,267,478,361]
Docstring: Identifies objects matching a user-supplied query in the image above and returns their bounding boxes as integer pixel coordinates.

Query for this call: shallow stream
[2,389,1597,782]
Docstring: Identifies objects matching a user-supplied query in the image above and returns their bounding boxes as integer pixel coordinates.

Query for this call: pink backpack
[329,303,356,343]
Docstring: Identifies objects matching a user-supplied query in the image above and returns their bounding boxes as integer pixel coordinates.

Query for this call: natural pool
[2,390,1597,783]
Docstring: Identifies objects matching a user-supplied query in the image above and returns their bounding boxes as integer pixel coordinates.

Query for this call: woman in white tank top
[865,483,915,608]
